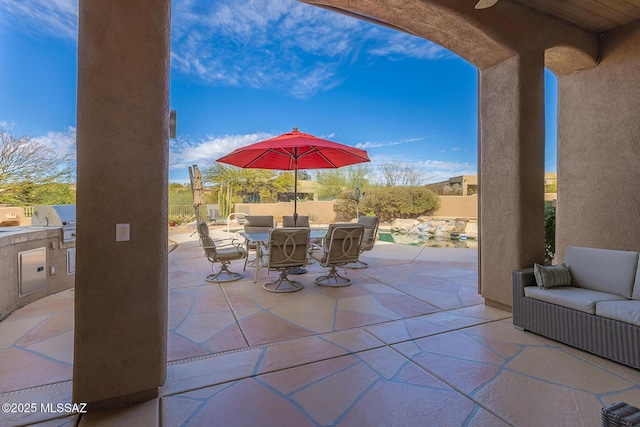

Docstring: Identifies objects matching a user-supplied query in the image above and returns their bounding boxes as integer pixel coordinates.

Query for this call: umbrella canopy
[216,128,370,222]
[216,128,370,171]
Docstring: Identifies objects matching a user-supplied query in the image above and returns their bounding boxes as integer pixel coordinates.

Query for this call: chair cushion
[564,246,639,298]
[282,215,310,227]
[596,300,640,326]
[267,228,309,269]
[216,246,247,261]
[310,248,327,264]
[533,263,571,289]
[524,286,626,314]
[357,216,379,229]
[244,216,274,233]
[634,255,640,300]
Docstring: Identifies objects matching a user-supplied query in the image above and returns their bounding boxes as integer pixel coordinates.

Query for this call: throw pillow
[533,263,571,289]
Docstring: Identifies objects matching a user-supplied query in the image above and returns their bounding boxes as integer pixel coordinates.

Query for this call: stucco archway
[71,0,608,410]
[301,0,598,74]
[300,0,598,308]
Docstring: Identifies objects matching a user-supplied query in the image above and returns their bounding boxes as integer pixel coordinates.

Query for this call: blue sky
[0,0,558,184]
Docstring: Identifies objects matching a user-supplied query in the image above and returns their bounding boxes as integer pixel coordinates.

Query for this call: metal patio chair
[348,216,379,269]
[311,223,364,287]
[196,221,247,283]
[242,215,275,271]
[263,227,310,293]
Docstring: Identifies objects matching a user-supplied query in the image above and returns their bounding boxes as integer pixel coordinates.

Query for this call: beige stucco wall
[73,0,170,409]
[556,20,640,261]
[234,201,338,224]
[234,195,477,224]
[435,195,478,218]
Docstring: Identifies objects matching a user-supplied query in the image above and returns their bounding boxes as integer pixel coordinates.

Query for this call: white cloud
[366,153,476,184]
[0,0,77,41]
[356,141,402,149]
[356,136,426,149]
[169,132,274,171]
[32,126,77,159]
[2,0,452,99]
[171,0,450,98]
[0,121,15,130]
[367,32,450,61]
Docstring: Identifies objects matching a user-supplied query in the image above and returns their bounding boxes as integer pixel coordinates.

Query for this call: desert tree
[316,164,373,200]
[0,131,74,205]
[381,161,425,187]
[203,162,293,203]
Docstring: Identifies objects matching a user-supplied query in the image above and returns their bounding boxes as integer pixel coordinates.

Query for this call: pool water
[378,231,478,248]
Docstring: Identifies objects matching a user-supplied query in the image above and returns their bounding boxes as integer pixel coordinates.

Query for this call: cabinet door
[67,248,76,274]
[19,247,46,297]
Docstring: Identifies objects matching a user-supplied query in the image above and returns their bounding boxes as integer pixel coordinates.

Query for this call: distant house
[425,175,478,196]
[277,179,320,202]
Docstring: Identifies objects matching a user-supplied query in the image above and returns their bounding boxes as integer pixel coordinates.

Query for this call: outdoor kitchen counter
[0,227,76,320]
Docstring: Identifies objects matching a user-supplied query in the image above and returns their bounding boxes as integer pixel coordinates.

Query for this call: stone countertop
[0,227,62,248]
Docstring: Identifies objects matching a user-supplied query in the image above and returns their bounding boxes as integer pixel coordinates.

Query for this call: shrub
[544,201,556,265]
[334,186,440,222]
[168,214,195,226]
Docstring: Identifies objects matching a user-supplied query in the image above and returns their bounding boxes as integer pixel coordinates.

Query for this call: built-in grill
[31,205,76,243]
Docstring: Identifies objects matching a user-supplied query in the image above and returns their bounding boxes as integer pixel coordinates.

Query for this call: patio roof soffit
[300,0,599,76]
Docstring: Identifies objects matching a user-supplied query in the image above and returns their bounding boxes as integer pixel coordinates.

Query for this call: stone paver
[2,228,639,426]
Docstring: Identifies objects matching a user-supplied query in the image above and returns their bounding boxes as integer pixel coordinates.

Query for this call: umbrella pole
[287,162,307,275]
[293,165,298,227]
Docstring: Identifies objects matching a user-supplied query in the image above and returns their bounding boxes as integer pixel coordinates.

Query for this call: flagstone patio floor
[1,226,639,426]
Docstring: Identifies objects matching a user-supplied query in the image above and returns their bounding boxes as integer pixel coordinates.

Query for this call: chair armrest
[309,242,324,252]
[211,237,243,250]
[512,268,536,298]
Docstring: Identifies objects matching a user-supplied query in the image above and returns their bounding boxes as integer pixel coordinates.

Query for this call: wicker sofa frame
[512,268,640,370]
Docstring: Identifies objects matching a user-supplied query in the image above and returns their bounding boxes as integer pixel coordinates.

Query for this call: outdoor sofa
[512,246,640,369]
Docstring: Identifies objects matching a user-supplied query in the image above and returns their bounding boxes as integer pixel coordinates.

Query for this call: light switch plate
[116,223,130,241]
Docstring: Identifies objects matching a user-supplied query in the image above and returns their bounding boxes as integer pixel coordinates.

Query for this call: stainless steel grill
[31,205,76,243]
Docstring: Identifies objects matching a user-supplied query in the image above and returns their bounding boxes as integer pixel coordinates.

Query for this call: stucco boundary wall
[233,201,337,224]
[233,195,478,224]
[432,195,477,218]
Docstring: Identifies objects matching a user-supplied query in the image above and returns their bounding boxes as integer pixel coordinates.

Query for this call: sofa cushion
[564,246,639,299]
[596,300,640,326]
[524,286,627,314]
[634,255,640,301]
[534,263,571,289]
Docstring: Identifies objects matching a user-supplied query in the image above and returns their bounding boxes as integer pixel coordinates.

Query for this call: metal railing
[169,205,195,217]
[20,205,237,224]
[226,212,247,236]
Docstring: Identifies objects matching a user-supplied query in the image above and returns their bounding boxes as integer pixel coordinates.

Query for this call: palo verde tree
[316,164,373,200]
[0,131,74,205]
[203,162,294,204]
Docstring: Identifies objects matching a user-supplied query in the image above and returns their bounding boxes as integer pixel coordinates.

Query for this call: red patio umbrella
[216,127,370,224]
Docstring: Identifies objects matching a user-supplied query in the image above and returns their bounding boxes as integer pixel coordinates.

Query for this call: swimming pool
[378,231,478,248]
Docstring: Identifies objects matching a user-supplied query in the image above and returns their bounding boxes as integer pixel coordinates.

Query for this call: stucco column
[478,53,545,308]
[74,0,170,409]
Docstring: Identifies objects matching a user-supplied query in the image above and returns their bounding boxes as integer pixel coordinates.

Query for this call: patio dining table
[241,229,326,283]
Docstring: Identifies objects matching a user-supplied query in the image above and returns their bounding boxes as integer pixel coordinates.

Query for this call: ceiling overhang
[300,0,613,75]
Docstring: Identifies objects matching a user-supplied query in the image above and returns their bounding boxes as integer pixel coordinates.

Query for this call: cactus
[218,183,232,219]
